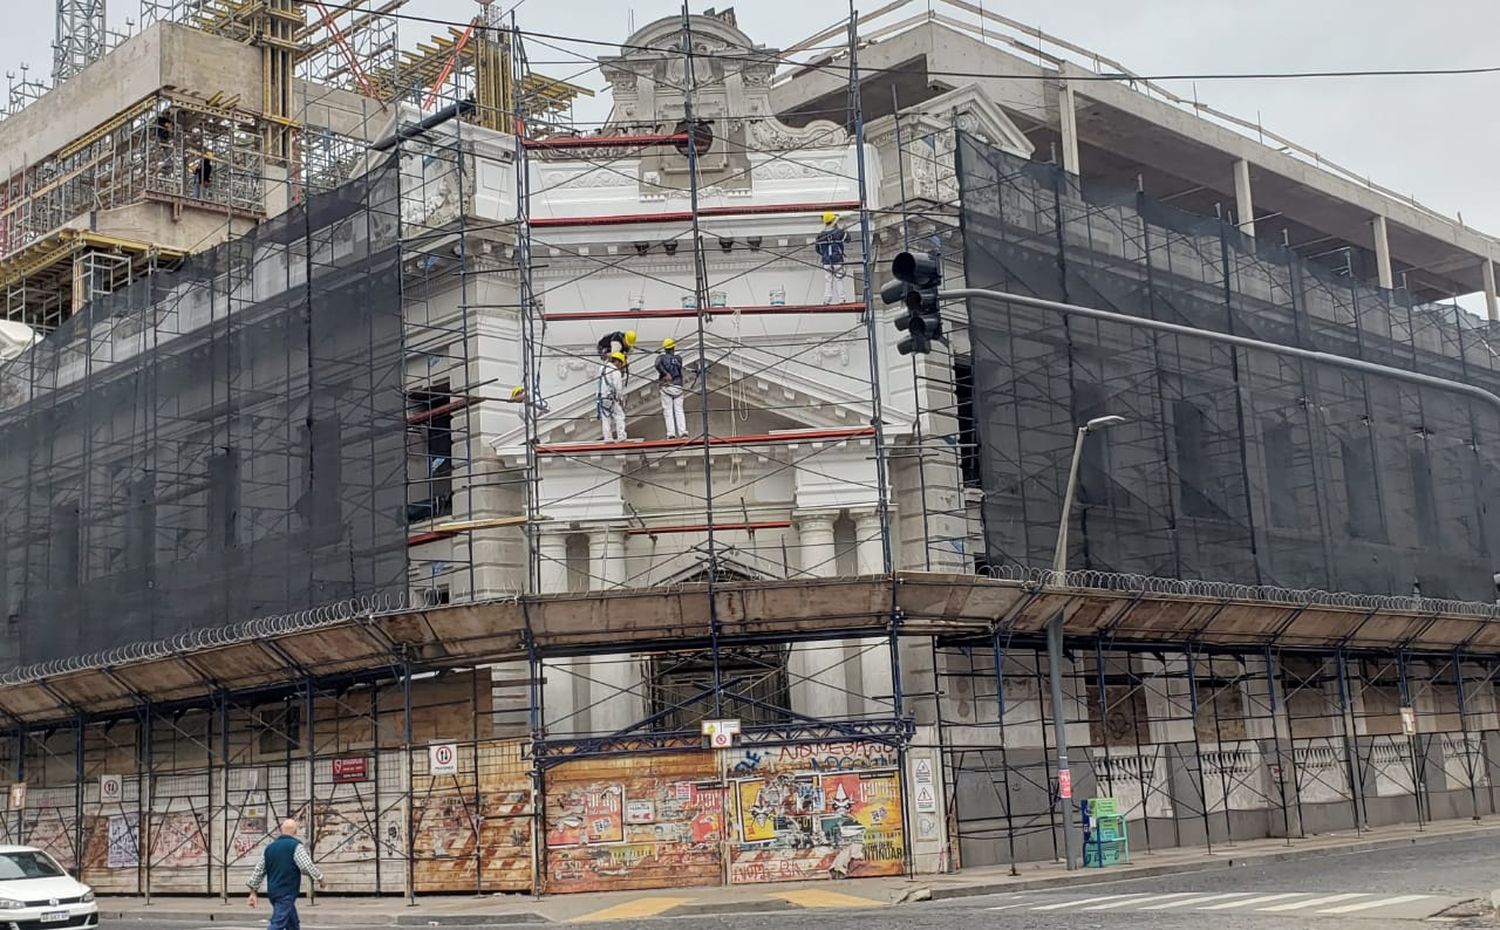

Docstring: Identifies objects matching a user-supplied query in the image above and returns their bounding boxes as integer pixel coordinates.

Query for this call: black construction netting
[959,133,1500,602]
[0,160,408,668]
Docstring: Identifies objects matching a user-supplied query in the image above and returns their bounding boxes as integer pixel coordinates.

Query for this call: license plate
[40,911,68,923]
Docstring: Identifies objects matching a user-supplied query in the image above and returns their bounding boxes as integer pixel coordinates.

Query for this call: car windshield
[0,852,64,880]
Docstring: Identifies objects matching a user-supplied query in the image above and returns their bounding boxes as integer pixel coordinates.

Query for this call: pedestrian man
[656,337,687,438]
[597,351,629,442]
[247,818,325,930]
[815,212,849,304]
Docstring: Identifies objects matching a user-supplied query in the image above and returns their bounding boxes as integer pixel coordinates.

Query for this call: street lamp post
[1048,413,1126,870]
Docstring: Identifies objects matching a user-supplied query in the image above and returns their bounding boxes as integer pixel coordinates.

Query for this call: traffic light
[882,251,943,355]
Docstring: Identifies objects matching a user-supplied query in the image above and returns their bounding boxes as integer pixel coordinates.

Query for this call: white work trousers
[600,403,627,442]
[660,384,687,437]
[822,263,847,303]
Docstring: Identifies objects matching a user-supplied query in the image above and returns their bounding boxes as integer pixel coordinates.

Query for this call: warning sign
[915,783,937,813]
[8,783,24,811]
[99,774,123,804]
[429,743,458,776]
[701,719,741,749]
[1057,768,1073,800]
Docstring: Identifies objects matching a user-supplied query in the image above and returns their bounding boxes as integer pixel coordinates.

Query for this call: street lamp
[1048,413,1126,870]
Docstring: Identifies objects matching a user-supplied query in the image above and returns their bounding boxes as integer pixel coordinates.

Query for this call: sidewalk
[99,818,1500,925]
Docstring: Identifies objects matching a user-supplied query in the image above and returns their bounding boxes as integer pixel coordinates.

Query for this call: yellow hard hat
[662,337,677,350]
[623,330,638,348]
[608,351,627,365]
[510,385,525,399]
[822,212,837,225]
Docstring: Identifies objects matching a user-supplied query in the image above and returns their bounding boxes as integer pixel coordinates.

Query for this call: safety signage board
[701,719,741,749]
[429,743,458,776]
[1058,768,1073,800]
[8,783,24,811]
[99,774,123,803]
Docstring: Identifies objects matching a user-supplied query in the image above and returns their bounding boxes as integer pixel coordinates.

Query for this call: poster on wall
[106,813,139,869]
[729,767,904,884]
[545,784,625,847]
[625,800,655,824]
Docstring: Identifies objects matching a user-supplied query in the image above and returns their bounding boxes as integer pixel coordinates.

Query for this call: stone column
[589,527,640,733]
[1372,215,1394,289]
[853,511,894,718]
[1233,159,1255,237]
[788,513,847,720]
[538,531,582,735]
[537,531,569,594]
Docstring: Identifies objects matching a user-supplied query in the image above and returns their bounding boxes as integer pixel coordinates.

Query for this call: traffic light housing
[882,251,944,355]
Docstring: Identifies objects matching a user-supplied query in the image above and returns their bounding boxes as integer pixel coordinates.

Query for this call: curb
[101,908,553,926]
[923,826,1500,901]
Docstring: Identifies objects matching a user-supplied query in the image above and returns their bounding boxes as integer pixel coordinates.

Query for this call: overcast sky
[12,1,1500,289]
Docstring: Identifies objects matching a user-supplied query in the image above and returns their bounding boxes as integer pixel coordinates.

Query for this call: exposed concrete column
[1372,214,1394,290]
[1233,159,1255,237]
[852,511,894,718]
[788,513,847,721]
[1483,259,1498,322]
[1058,77,1081,175]
[588,526,639,732]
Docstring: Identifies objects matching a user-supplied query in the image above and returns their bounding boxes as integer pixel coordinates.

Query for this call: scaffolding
[0,0,1500,902]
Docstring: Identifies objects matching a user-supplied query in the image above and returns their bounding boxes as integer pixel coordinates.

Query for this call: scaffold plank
[535,426,875,455]
[541,302,865,321]
[530,200,862,229]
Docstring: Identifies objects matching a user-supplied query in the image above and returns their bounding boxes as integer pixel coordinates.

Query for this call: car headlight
[0,898,22,909]
[81,889,95,903]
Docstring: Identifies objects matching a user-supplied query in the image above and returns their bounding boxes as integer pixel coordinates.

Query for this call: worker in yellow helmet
[656,337,687,438]
[596,329,638,371]
[816,212,849,304]
[508,383,549,415]
[597,351,629,442]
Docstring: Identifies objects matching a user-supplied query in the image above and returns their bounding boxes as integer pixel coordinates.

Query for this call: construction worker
[509,384,549,415]
[815,212,849,304]
[596,330,638,368]
[656,338,687,438]
[597,352,628,442]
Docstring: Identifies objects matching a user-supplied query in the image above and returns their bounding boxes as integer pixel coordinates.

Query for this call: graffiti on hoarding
[728,768,903,884]
[727,742,898,775]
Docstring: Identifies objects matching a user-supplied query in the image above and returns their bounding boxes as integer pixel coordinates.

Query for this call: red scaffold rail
[406,396,479,425]
[541,302,865,322]
[530,200,861,229]
[535,426,876,456]
[523,133,691,151]
[625,519,792,536]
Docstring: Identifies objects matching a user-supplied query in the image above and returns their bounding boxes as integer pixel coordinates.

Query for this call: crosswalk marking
[1198,892,1304,910]
[1257,893,1366,912]
[1316,894,1432,915]
[1080,893,1194,910]
[1031,892,1147,910]
[774,889,882,909]
[1142,892,1252,909]
[570,896,695,922]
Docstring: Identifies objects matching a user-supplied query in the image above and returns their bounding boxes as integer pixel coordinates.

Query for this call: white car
[0,846,97,929]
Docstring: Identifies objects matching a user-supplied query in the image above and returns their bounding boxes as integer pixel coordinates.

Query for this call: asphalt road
[118,832,1500,929]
